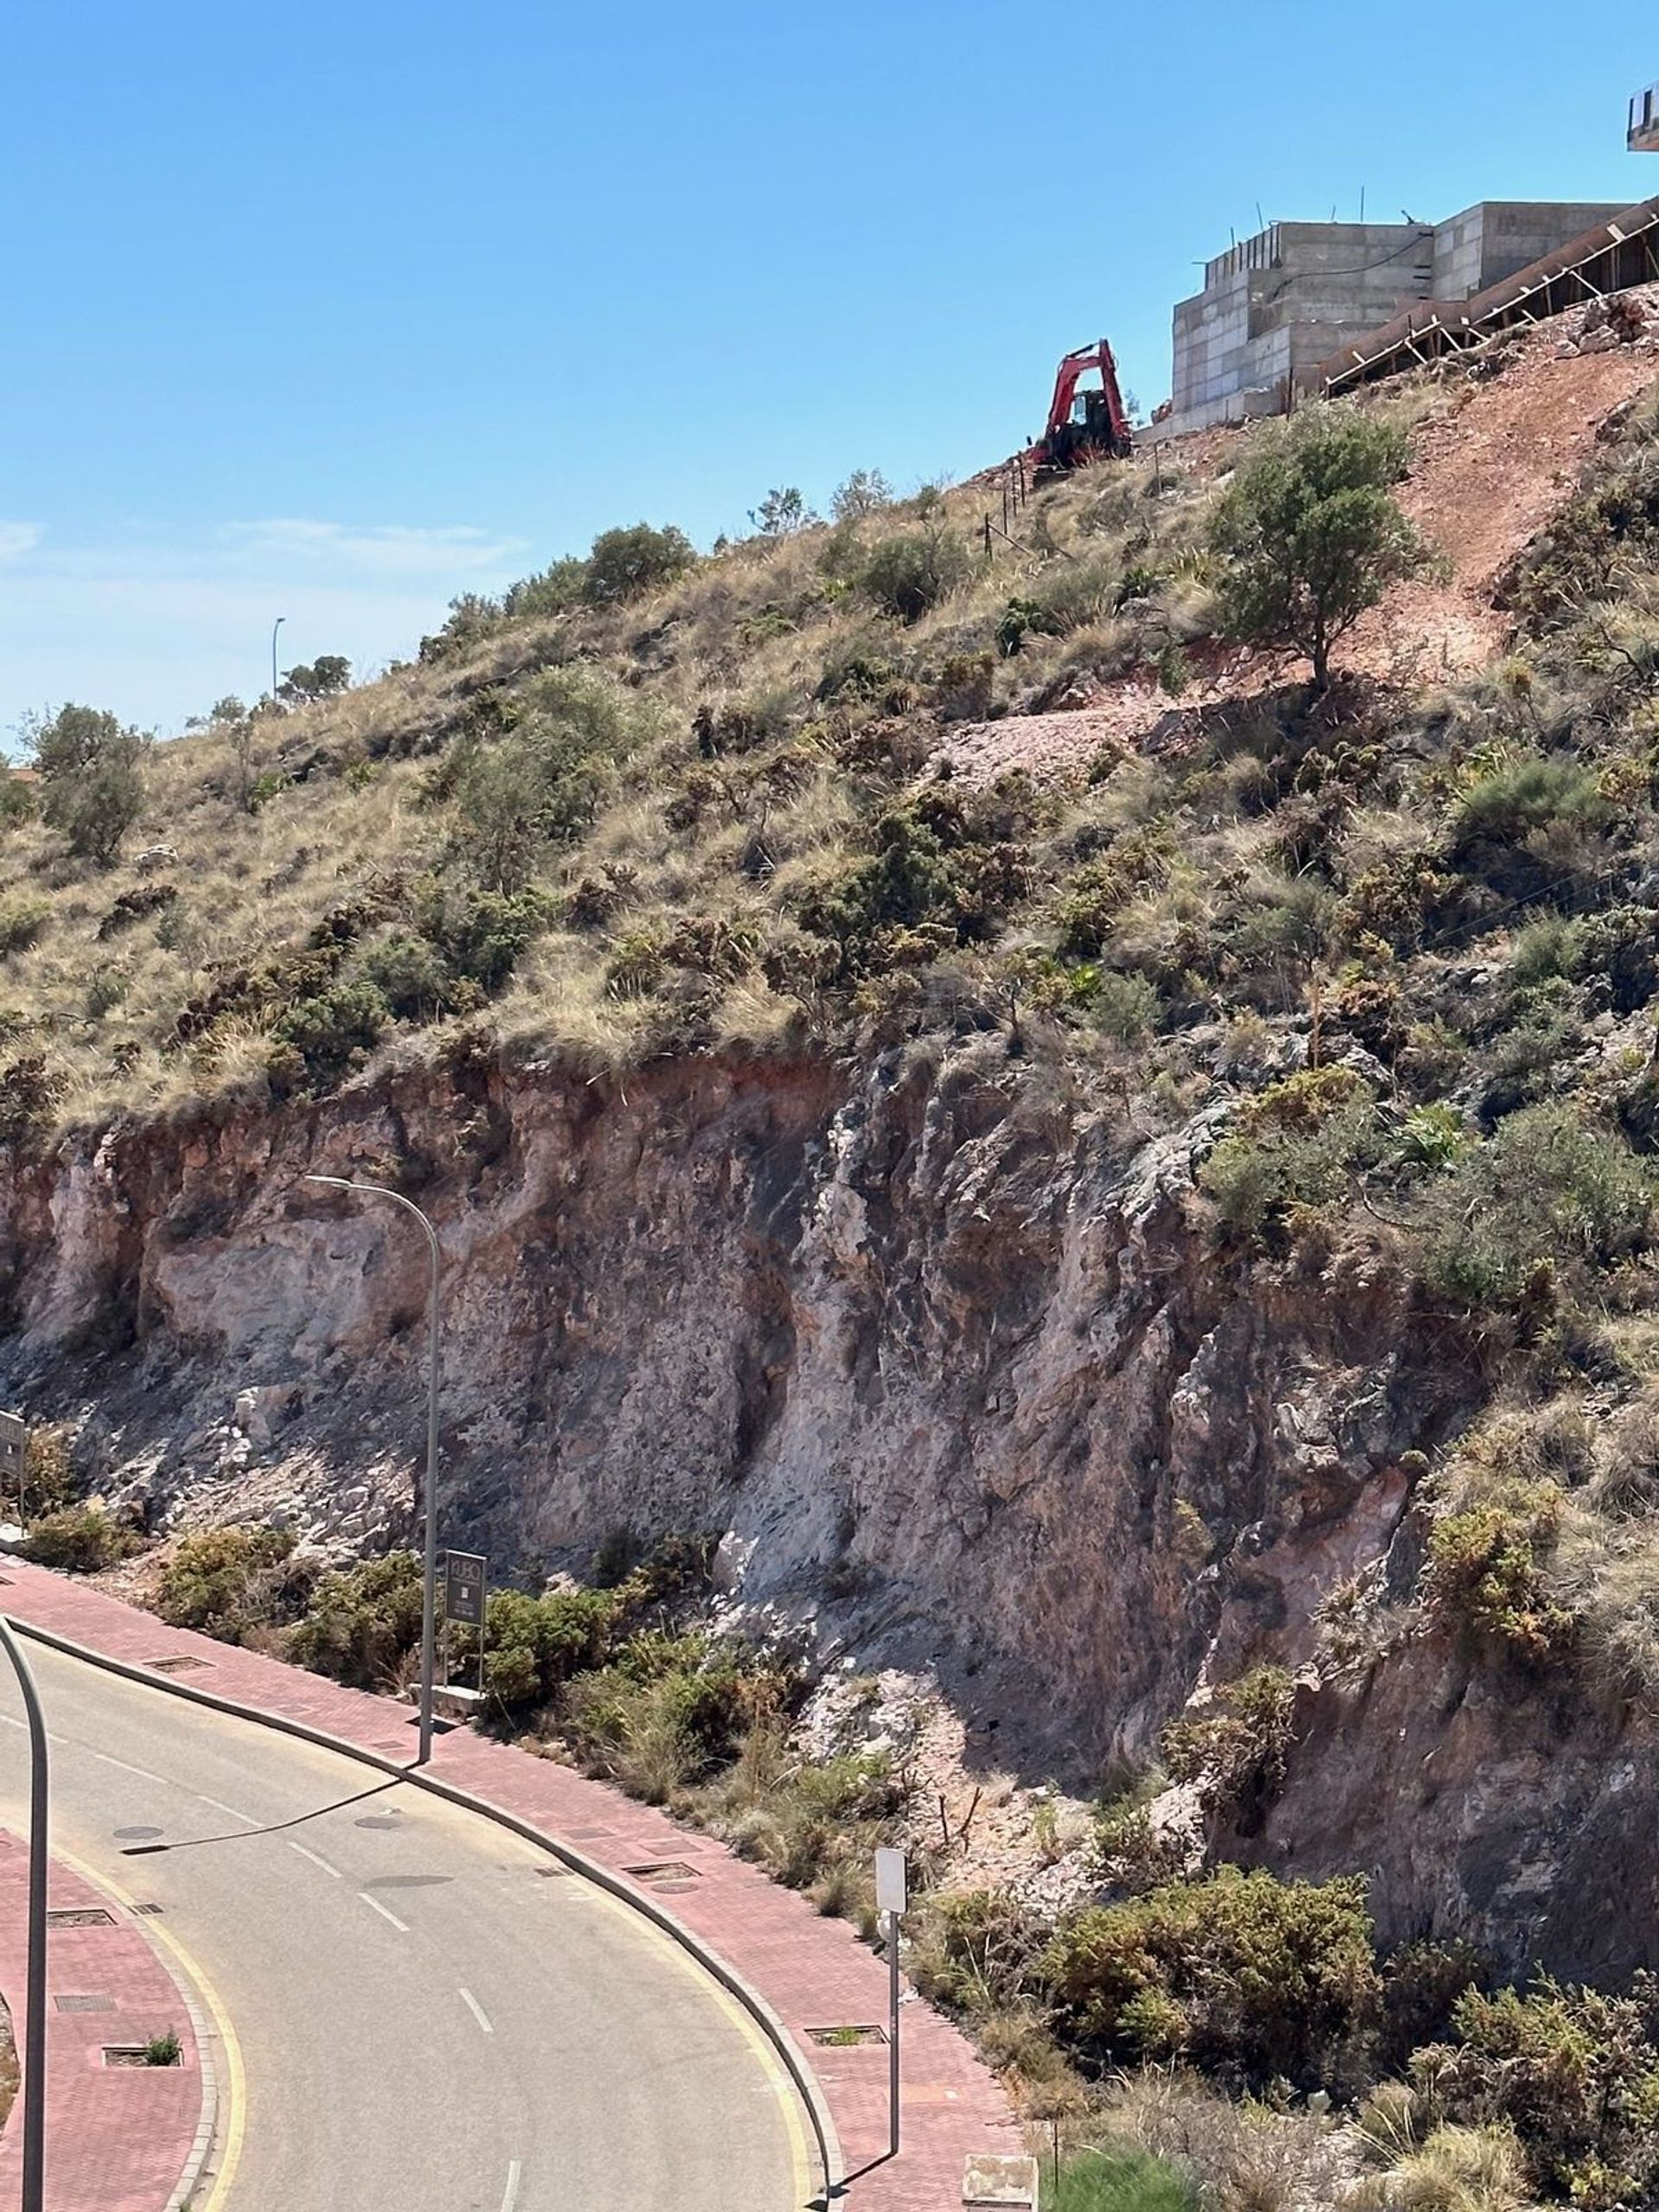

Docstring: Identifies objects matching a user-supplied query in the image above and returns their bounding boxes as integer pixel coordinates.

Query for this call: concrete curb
[9,1613,845,2208]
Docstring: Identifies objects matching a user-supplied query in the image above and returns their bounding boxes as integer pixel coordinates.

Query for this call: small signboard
[444,1550,486,1629]
[0,1414,24,1476]
[874,1847,907,1919]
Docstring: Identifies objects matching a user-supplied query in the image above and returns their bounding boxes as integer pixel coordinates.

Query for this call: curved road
[0,1641,806,2211]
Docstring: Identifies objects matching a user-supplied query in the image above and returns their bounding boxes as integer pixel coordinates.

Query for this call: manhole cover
[807,2024,888,2047]
[55,1995,114,2014]
[146,1654,211,1675]
[47,1908,114,1929]
[623,1860,699,1887]
[114,1826,163,1841]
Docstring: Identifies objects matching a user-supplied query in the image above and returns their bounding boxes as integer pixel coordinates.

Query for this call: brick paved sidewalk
[0,1558,1019,2210]
[0,1827,206,2212]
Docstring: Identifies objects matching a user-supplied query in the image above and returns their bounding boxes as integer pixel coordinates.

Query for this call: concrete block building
[1160,200,1627,437]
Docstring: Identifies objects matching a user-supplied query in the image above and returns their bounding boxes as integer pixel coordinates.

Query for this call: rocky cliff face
[1,1033,1649,1976]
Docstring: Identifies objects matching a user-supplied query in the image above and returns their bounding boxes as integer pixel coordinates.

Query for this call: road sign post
[0,1414,26,1529]
[443,1550,487,1696]
[875,1846,907,2158]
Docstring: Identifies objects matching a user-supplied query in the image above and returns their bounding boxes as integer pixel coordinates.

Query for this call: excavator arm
[1039,340,1133,467]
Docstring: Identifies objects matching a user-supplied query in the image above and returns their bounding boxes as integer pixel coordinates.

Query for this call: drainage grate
[807,2024,888,2048]
[47,1908,114,1929]
[146,1654,211,1675]
[129,1903,164,1917]
[55,1995,115,2014]
[531,1866,569,1878]
[623,1860,699,1888]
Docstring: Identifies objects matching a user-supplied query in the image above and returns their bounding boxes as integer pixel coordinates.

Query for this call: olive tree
[26,703,149,865]
[1208,404,1431,688]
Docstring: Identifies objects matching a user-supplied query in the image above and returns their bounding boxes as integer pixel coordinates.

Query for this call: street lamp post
[0,1615,48,2212]
[270,615,286,703]
[303,1178,442,1764]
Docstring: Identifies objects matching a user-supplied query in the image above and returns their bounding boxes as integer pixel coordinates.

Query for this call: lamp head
[303,1174,353,1192]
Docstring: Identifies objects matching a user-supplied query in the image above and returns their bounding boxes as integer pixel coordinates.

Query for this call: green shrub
[1416,1975,1659,2204]
[360,931,453,1021]
[416,886,548,995]
[1041,1866,1379,2089]
[1089,970,1160,1042]
[26,1503,137,1573]
[583,522,696,607]
[480,1586,623,1712]
[0,899,48,957]
[1501,442,1659,631]
[860,502,971,623]
[1420,1105,1654,1313]
[560,1633,789,1801]
[1449,755,1609,893]
[271,978,389,1090]
[289,1550,424,1687]
[1208,404,1429,686]
[1049,2147,1201,2212]
[30,705,149,867]
[1423,1484,1575,1667]
[156,1524,302,1641]
[449,668,654,891]
[1200,1078,1379,1243]
[20,1427,77,1516]
[1160,1666,1295,1828]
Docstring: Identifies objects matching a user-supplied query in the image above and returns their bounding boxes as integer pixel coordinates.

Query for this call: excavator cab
[1035,340,1134,475]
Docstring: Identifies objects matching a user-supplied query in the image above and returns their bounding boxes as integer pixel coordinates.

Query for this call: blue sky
[3,0,1657,735]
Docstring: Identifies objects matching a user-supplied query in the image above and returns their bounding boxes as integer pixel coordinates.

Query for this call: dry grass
[0,450,1220,1135]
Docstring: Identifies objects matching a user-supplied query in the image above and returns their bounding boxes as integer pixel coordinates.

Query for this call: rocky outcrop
[1,1032,1646,1973]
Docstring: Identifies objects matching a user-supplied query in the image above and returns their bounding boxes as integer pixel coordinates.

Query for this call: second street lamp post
[304,1177,441,1764]
[270,614,285,703]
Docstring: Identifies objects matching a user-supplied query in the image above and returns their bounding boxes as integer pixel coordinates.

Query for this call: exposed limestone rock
[2,1034,1655,1973]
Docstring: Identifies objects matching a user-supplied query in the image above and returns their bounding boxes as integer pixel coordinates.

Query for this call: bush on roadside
[156,1524,307,1642]
[1414,1975,1659,2206]
[25,1503,137,1573]
[289,1549,424,1688]
[1040,1867,1379,2090]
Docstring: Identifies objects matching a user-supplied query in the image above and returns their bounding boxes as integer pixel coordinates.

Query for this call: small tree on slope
[1208,404,1431,689]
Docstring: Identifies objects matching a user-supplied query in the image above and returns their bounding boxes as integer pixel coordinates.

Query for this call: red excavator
[1035,340,1134,474]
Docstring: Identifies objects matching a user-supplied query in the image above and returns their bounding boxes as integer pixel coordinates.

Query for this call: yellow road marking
[50,1838,245,2212]
[577,1877,816,2209]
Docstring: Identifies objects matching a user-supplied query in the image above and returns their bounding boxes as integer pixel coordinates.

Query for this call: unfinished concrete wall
[1431,201,1628,299]
[1172,221,1430,419]
[1162,199,1634,440]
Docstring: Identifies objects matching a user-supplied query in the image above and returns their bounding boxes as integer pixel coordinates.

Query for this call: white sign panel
[874,1847,907,1917]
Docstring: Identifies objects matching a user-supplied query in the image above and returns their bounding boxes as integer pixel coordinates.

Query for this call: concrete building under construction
[1162,200,1627,437]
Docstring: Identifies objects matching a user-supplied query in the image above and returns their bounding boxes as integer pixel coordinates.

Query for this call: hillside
[11,291,1659,2202]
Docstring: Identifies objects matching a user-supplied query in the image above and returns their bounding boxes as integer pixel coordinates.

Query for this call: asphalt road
[0,1640,806,2212]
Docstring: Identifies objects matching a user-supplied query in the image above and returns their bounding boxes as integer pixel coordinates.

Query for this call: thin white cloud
[223,518,530,579]
[0,515,535,735]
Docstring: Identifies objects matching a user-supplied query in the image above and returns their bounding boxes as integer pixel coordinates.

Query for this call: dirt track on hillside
[941,306,1659,787]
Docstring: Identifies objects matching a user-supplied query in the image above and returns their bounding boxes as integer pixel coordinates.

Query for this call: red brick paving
[0,1560,1019,2209]
[0,1828,203,2212]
